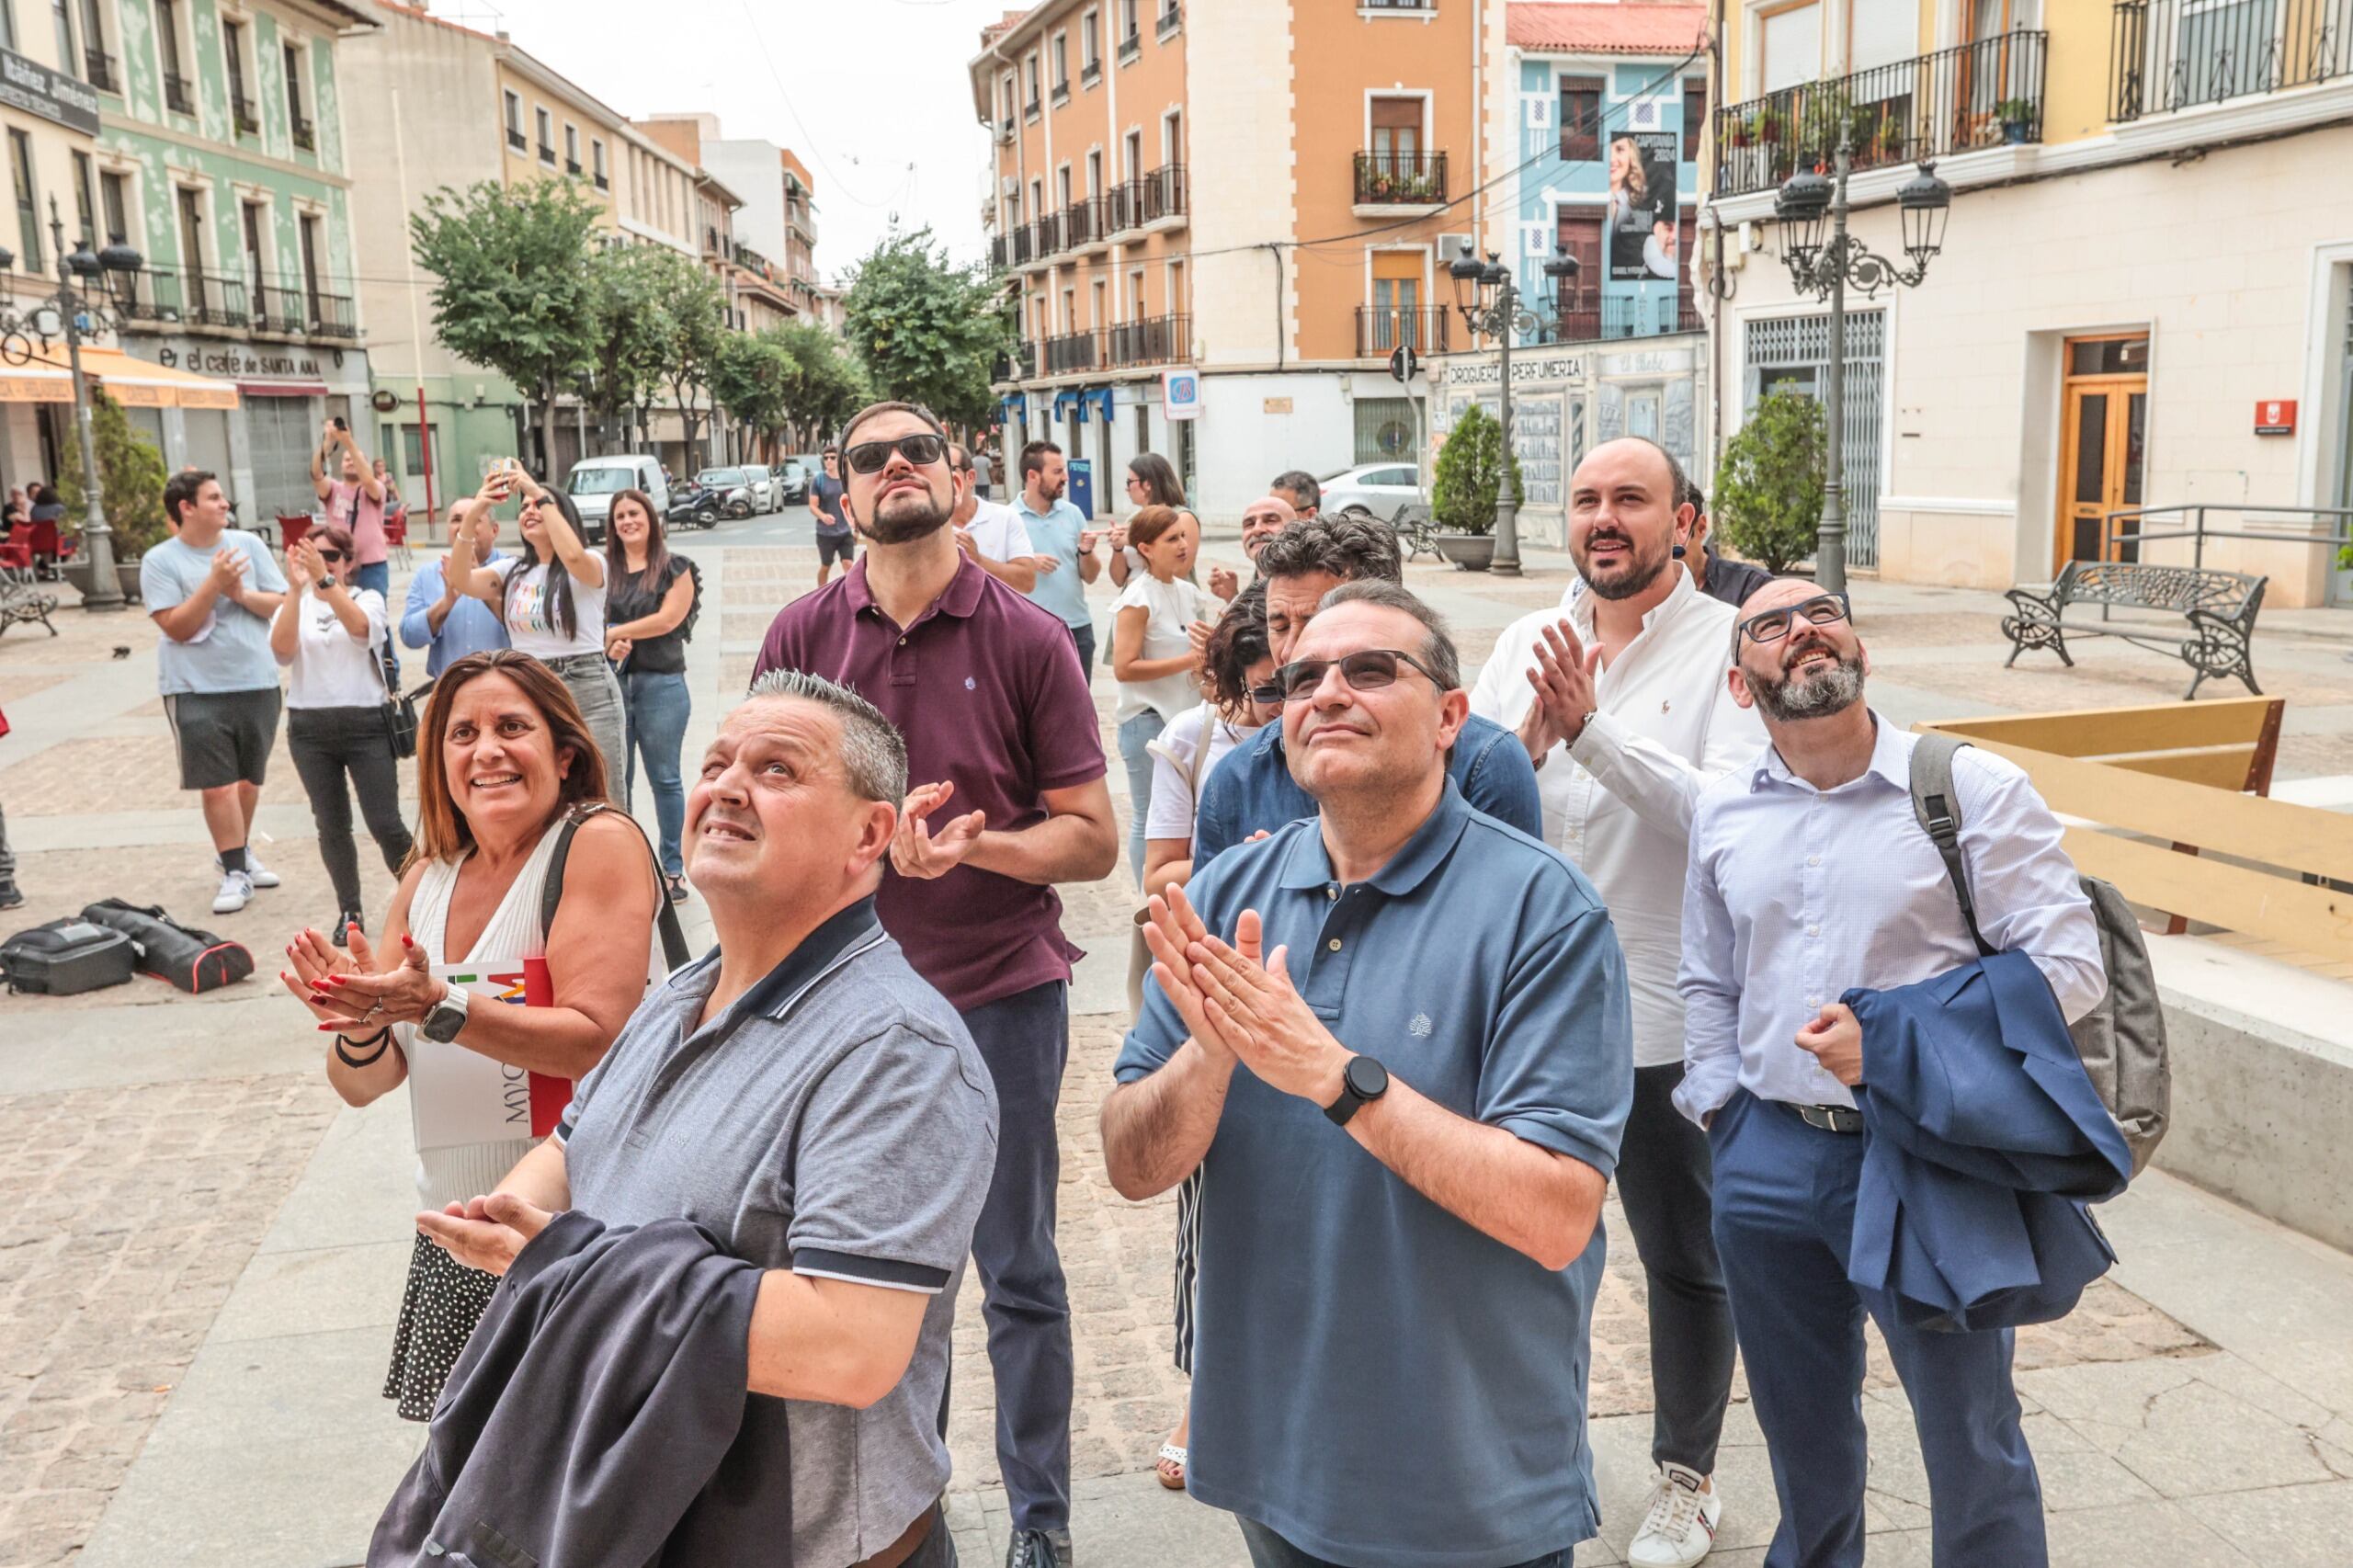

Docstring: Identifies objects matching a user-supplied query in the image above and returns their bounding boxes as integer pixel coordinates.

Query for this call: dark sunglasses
[314,549,347,563]
[1247,681,1285,706]
[1738,592,1852,646]
[844,434,948,474]
[1273,648,1450,703]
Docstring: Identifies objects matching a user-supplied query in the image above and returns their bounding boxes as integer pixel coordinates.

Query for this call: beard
[859,484,952,545]
[1749,645,1867,722]
[1574,532,1675,601]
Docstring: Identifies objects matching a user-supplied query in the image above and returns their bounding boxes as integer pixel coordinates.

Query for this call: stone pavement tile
[0,994,317,1096]
[0,733,308,815]
[2186,1479,2353,1567]
[71,1426,420,1568]
[135,1325,403,1458]
[0,668,75,700]
[205,1240,410,1346]
[256,1097,419,1256]
[2277,729,2353,778]
[2043,1499,2255,1566]
[959,1472,1246,1568]
[2018,1356,2351,1500]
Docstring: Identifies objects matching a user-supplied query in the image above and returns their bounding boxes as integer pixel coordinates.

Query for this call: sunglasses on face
[315,549,347,563]
[1737,592,1853,646]
[1273,648,1450,703]
[843,434,948,474]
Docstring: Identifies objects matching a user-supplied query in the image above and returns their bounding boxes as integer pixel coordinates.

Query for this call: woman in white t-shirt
[270,524,414,944]
[450,465,624,784]
[1110,504,1215,885]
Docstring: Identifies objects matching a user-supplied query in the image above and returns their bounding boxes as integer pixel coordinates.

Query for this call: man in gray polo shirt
[420,672,998,1568]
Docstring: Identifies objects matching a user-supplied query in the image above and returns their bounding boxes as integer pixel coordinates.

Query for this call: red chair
[277,515,313,555]
[382,511,413,567]
[23,517,63,577]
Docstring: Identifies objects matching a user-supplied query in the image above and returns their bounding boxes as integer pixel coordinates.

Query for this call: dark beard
[1581,544,1673,601]
[858,487,952,545]
[1749,648,1867,722]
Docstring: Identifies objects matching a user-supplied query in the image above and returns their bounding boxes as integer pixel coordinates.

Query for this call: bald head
[1568,437,1692,605]
[1240,494,1297,560]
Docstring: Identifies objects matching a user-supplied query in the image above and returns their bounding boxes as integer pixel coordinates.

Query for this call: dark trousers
[1616,1062,1736,1475]
[1237,1517,1569,1568]
[1069,621,1096,687]
[0,800,15,887]
[1710,1090,2045,1568]
[287,705,415,915]
[961,980,1074,1533]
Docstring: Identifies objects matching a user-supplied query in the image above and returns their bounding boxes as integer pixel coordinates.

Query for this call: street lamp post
[0,197,146,610]
[1773,142,1951,594]
[1449,242,1578,576]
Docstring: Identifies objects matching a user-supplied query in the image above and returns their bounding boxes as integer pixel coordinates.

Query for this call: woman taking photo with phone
[270,524,414,945]
[1110,504,1214,883]
[447,464,626,784]
[602,488,699,903]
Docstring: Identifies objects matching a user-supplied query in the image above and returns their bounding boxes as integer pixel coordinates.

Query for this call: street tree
[649,252,728,469]
[710,330,792,460]
[770,321,868,450]
[580,243,674,453]
[409,177,601,473]
[59,390,169,559]
[1430,403,1524,536]
[1712,390,1826,573]
[841,228,1012,430]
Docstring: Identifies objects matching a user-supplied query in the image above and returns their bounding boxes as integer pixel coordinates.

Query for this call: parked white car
[740,464,781,513]
[565,455,671,543]
[1319,462,1425,522]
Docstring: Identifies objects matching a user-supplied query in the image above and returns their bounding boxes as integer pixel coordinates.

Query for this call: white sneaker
[1629,1463,1722,1568]
[215,853,280,890]
[211,869,255,915]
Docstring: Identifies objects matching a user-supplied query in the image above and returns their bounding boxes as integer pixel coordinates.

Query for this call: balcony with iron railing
[1012,224,1036,266]
[1062,195,1107,251]
[1119,26,1142,62]
[1044,327,1102,375]
[292,115,315,153]
[538,142,557,165]
[506,126,527,152]
[1711,28,2048,198]
[1108,312,1188,368]
[1355,306,1454,358]
[118,267,249,330]
[232,93,259,137]
[2109,0,2353,121]
[1353,149,1448,207]
[990,233,1011,271]
[1157,3,1182,40]
[164,72,193,114]
[1536,293,1705,345]
[85,47,118,94]
[1108,165,1187,231]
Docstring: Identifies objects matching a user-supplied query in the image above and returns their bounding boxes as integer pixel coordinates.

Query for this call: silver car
[1319,462,1424,522]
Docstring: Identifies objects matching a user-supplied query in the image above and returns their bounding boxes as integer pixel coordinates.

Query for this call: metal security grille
[1354,397,1418,464]
[1745,309,1885,570]
[247,397,323,522]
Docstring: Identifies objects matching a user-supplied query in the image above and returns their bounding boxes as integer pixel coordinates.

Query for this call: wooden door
[2057,335,2150,571]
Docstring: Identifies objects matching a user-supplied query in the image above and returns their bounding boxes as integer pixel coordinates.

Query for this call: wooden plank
[1949,737,2353,883]
[2063,829,2353,964]
[2106,749,2261,790]
[1920,698,2279,758]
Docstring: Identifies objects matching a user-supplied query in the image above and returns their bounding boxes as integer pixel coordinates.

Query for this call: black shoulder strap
[540,804,690,971]
[1908,732,1995,958]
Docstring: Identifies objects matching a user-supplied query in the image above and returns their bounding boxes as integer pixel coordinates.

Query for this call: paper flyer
[404,958,569,1153]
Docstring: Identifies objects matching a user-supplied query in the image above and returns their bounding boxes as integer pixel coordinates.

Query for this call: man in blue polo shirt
[1012,439,1103,680]
[1105,580,1633,1568]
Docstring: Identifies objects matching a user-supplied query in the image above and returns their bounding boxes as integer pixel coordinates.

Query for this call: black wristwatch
[1324,1055,1390,1127]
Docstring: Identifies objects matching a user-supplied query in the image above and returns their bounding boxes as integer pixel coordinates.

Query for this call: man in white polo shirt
[1470,435,1766,1568]
[949,441,1042,593]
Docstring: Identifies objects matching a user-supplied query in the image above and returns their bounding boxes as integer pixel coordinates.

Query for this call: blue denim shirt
[1190,709,1543,867]
[401,551,511,676]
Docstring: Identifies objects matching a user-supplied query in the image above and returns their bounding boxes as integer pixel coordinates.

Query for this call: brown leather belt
[852,1500,942,1568]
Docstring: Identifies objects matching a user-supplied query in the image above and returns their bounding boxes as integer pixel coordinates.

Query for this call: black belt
[1783,1100,1864,1135]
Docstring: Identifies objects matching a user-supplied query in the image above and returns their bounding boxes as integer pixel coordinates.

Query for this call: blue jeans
[621,669,691,877]
[1117,708,1167,887]
[1236,1517,1570,1568]
[355,560,396,683]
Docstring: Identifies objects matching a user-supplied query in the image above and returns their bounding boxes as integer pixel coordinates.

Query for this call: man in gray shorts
[419,671,998,1568]
[142,470,289,914]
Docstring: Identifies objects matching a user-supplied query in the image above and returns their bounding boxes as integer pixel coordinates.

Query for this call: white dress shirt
[963,497,1036,566]
[1675,712,2106,1124]
[1470,569,1767,1066]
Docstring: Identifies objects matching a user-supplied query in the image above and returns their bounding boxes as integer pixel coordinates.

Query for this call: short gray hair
[743,670,908,803]
[1316,580,1461,690]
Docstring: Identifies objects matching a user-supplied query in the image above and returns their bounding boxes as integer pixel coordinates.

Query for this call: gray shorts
[165,687,281,790]
[817,529,856,566]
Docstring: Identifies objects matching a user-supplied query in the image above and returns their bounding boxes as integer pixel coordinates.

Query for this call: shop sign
[0,48,99,136]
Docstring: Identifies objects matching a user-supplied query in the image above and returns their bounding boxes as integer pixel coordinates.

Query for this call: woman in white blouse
[1110,504,1216,885]
[270,524,414,945]
[448,463,624,783]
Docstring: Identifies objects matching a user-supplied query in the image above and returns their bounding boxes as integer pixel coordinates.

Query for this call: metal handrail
[2099,504,2353,570]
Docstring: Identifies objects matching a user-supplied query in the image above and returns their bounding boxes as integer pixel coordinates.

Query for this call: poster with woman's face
[1607,132,1680,281]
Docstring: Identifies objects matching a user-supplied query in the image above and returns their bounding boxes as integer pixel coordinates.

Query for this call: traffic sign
[1388,343,1419,383]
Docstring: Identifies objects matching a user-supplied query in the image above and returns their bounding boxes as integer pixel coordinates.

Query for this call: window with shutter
[1561,76,1604,161]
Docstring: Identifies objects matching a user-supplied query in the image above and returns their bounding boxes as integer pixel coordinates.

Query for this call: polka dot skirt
[382,1232,501,1422]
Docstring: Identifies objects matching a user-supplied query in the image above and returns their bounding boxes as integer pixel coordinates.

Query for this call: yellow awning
[20,344,243,410]
[0,359,73,403]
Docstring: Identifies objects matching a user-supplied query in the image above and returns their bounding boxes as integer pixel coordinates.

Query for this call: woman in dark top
[602,488,699,902]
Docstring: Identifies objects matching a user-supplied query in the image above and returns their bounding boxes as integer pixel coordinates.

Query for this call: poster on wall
[1513,397,1565,509]
[1607,131,1680,281]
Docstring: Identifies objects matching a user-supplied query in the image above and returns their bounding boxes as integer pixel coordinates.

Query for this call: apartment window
[1091,279,1107,337]
[1369,97,1423,170]
[284,41,313,150]
[1086,149,1104,198]
[75,0,110,89]
[1026,53,1040,112]
[1123,129,1142,178]
[1060,287,1075,334]
[592,139,608,188]
[1128,267,1145,318]
[154,0,189,112]
[1555,209,1601,310]
[71,150,95,245]
[1056,164,1072,210]
[1166,258,1185,315]
[1682,79,1707,156]
[1081,10,1100,75]
[223,20,255,133]
[1120,0,1139,45]
[504,90,524,150]
[299,211,323,312]
[535,107,553,163]
[175,186,203,278]
[1561,75,1603,161]
[1759,0,1823,93]
[1162,108,1183,165]
[564,124,580,174]
[0,1,13,47]
[240,199,265,287]
[1051,31,1068,97]
[99,170,129,245]
[50,0,73,71]
[10,131,40,272]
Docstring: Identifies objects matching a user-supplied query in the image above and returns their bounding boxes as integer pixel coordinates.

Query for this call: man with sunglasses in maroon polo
[754,402,1118,1568]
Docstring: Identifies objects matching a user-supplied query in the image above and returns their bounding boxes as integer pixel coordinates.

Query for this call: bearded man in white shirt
[1469,436,1764,1568]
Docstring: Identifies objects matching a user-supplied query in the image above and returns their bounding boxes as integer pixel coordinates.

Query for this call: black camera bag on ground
[2,918,139,995]
[81,900,256,994]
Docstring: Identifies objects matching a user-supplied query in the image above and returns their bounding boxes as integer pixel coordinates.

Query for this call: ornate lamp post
[1774,142,1950,594]
[1449,240,1579,576]
[0,197,146,610]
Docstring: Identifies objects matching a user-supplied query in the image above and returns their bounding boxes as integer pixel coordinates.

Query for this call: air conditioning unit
[1438,232,1478,267]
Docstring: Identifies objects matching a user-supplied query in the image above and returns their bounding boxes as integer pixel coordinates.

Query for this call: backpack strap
[1908,732,1996,959]
[540,804,691,972]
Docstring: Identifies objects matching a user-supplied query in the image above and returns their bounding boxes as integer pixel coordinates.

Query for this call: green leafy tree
[1429,403,1524,536]
[580,243,675,452]
[409,177,603,472]
[770,321,869,450]
[647,252,728,468]
[1712,390,1827,572]
[59,390,169,558]
[841,228,1013,430]
[710,330,792,459]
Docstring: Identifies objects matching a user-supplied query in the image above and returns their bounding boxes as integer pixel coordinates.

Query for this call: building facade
[1706,0,2353,606]
[86,0,375,523]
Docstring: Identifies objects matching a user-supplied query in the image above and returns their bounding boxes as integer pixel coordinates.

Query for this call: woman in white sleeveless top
[280,649,663,1419]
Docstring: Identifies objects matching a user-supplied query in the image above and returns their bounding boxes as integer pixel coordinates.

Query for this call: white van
[565,455,671,542]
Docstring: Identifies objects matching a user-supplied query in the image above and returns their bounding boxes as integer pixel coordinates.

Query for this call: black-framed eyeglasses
[843,434,948,474]
[1273,648,1451,703]
[1737,592,1852,646]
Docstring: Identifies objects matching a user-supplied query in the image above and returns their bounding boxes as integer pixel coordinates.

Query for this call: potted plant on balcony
[1995,98,2036,143]
[57,390,170,604]
[1429,403,1524,572]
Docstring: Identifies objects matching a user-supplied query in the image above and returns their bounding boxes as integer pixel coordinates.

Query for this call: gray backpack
[1909,733,2170,1176]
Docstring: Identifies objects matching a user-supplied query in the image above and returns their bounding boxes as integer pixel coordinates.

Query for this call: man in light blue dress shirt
[1012,441,1102,681]
[1677,578,2104,1568]
[400,499,510,677]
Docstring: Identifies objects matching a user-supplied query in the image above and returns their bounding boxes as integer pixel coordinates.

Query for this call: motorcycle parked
[667,481,724,529]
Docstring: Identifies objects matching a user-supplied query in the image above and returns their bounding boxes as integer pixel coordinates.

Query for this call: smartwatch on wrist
[420,981,470,1044]
[1324,1055,1390,1127]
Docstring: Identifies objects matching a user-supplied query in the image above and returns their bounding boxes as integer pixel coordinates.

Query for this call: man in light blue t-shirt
[1012,441,1103,681]
[142,469,290,914]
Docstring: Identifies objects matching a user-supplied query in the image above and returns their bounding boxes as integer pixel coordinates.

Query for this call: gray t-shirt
[141,528,287,695]
[559,900,997,1568]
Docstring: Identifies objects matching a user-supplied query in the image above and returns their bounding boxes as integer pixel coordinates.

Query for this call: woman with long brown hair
[278,649,666,1419]
[1109,451,1200,588]
[602,487,700,902]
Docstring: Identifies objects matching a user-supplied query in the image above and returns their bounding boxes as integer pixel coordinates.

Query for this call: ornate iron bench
[2002,560,2266,699]
[1391,502,1442,563]
[1,545,59,638]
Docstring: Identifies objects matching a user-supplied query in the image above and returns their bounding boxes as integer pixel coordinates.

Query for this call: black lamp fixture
[1773,167,1833,267]
[1897,161,1953,267]
[1448,239,1485,307]
[1540,243,1579,308]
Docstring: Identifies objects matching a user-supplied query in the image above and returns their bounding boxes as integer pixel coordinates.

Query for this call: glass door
[2057,335,2149,570]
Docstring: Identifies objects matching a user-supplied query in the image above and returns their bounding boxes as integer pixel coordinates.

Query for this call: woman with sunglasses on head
[448,463,627,787]
[601,488,700,903]
[270,524,415,944]
[1111,505,1217,884]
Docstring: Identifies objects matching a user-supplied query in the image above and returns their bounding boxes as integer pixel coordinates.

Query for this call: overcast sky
[436,0,1008,279]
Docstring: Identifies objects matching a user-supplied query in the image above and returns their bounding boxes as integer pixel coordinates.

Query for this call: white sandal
[1155,1441,1188,1490]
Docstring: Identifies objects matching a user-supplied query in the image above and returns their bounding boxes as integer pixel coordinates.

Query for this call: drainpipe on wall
[1265,244,1287,371]
[1705,0,1726,479]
